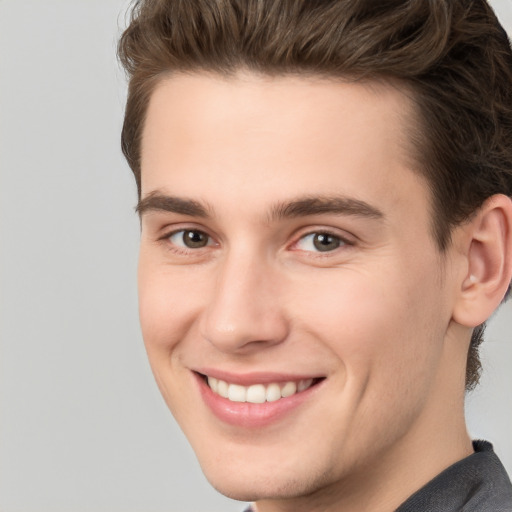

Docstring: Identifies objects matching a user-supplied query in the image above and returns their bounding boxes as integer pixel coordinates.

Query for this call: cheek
[292,264,447,388]
[137,260,205,354]
[294,268,448,450]
[137,262,205,411]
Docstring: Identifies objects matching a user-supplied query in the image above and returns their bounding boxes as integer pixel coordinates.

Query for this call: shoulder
[397,440,512,512]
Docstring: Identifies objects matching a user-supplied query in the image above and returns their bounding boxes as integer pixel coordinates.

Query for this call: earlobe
[453,194,512,328]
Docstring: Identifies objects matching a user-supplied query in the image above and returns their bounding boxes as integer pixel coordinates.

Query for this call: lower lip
[195,373,322,428]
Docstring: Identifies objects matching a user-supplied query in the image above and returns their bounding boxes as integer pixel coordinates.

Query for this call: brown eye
[296,232,344,252]
[169,229,211,249]
[313,233,342,252]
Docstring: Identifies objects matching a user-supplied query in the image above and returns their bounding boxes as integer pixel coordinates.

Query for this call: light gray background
[0,1,510,511]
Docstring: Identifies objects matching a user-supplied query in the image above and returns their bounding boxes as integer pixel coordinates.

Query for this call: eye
[295,232,345,252]
[168,229,213,249]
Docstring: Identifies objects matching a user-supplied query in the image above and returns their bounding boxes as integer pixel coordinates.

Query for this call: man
[118,1,512,510]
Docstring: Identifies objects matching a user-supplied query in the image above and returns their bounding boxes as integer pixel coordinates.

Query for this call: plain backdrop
[0,1,511,511]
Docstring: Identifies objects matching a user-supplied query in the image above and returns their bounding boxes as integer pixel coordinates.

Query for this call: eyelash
[292,231,352,254]
[158,228,216,255]
[158,227,353,256]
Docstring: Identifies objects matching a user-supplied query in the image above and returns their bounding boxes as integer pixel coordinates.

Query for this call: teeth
[206,376,315,403]
[228,384,246,402]
[208,377,219,393]
[217,379,229,398]
[281,381,297,397]
[266,383,281,402]
[246,384,266,404]
[298,378,313,392]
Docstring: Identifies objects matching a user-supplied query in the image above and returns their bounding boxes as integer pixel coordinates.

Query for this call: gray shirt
[397,440,512,511]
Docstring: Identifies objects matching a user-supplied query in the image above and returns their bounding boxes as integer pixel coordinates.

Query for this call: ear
[452,194,512,327]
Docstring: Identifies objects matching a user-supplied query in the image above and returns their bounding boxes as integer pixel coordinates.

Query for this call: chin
[198,453,330,503]
[205,473,307,503]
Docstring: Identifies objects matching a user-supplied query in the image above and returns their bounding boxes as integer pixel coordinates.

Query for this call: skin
[137,72,476,512]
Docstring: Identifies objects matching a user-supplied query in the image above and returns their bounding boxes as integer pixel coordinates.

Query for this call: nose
[200,252,289,354]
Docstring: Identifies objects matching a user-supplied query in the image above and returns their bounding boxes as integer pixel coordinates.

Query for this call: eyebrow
[269,196,384,222]
[136,192,211,217]
[136,192,384,222]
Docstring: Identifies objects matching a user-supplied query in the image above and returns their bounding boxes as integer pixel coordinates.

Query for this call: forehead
[142,72,414,164]
[140,72,426,224]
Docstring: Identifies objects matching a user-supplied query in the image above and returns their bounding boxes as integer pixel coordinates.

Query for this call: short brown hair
[118,0,512,390]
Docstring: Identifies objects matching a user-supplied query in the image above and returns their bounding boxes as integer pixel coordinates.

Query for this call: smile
[206,376,315,403]
[196,371,325,427]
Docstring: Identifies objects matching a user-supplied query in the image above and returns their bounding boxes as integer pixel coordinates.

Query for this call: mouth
[195,371,324,427]
[202,374,321,403]
[195,371,325,427]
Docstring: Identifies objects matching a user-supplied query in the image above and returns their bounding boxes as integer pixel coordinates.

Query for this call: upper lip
[194,368,324,386]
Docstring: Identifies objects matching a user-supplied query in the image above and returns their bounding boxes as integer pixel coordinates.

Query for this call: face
[138,73,463,508]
